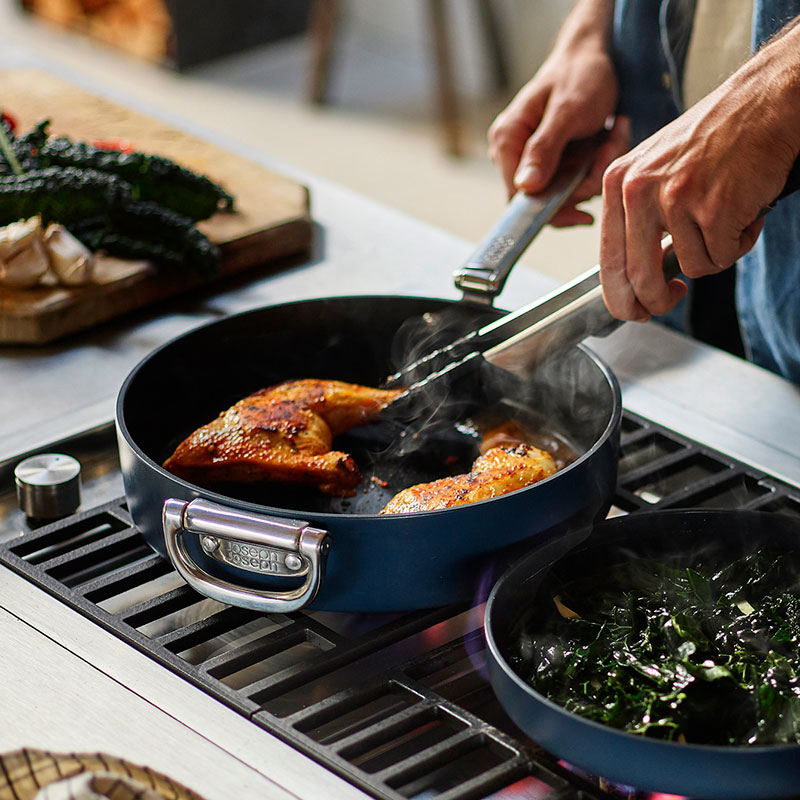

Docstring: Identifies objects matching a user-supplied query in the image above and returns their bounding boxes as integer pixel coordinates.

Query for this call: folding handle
[482,166,800,377]
[162,498,330,613]
[457,143,800,309]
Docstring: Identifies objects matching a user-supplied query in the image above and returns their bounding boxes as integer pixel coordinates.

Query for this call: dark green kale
[508,549,800,746]
[0,119,233,220]
[36,135,234,221]
[0,118,233,275]
[0,168,220,275]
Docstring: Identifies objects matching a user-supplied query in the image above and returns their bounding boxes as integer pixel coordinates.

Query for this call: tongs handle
[454,137,599,306]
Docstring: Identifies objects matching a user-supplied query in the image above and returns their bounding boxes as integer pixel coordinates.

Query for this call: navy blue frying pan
[116,141,626,613]
[485,509,800,799]
[116,295,621,613]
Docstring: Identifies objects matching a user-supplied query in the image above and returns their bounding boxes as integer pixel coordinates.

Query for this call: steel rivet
[285,554,303,571]
[201,535,219,553]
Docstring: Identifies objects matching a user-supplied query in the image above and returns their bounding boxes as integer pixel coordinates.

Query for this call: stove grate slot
[206,625,337,690]
[293,682,424,746]
[41,529,152,588]
[120,584,202,628]
[750,492,800,517]
[337,707,468,772]
[81,554,174,605]
[11,512,130,563]
[618,432,687,477]
[625,453,731,505]
[670,472,774,509]
[96,568,187,615]
[158,605,271,655]
[378,730,521,800]
[620,415,644,436]
[605,496,640,516]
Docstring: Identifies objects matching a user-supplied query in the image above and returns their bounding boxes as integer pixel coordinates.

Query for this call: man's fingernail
[514,164,542,188]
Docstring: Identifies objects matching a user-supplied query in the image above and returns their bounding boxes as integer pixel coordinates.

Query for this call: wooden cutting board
[0,69,313,345]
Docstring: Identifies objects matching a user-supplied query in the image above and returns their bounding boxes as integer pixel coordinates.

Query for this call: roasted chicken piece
[478,419,538,455]
[163,379,402,496]
[379,439,557,514]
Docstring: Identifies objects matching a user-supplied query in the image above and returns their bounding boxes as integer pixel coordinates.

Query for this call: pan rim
[116,293,622,522]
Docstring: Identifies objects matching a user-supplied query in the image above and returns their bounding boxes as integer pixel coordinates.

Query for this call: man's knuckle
[602,161,625,194]
[487,123,509,149]
[526,127,556,158]
[648,296,674,316]
[706,240,737,272]
[621,171,652,206]
[661,183,683,217]
[680,263,702,279]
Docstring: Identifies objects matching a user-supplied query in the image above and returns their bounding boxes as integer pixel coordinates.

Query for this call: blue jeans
[613,0,800,383]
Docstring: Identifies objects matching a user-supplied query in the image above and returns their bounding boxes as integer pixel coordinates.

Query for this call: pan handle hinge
[162,498,330,613]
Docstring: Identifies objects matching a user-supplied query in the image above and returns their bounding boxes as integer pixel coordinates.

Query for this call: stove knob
[15,453,82,519]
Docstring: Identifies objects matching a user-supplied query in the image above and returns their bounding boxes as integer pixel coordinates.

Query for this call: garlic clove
[0,216,43,262]
[0,239,50,289]
[43,224,95,286]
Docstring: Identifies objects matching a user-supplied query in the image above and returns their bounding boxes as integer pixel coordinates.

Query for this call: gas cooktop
[1,410,800,800]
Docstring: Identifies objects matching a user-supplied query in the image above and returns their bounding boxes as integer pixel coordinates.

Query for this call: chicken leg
[163,379,402,496]
[380,424,557,514]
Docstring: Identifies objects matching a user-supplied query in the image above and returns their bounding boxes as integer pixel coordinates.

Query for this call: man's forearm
[729,14,800,166]
[550,0,615,60]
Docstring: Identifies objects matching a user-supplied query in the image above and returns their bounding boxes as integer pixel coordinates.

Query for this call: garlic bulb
[0,216,98,289]
[0,216,43,264]
[0,238,50,289]
[43,223,95,286]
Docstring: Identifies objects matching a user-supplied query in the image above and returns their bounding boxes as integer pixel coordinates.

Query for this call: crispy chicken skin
[163,379,402,496]
[379,441,557,514]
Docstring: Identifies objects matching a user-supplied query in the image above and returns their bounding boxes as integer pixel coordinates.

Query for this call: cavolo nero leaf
[507,548,800,745]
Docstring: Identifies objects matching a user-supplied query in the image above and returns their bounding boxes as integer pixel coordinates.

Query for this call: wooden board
[0,69,313,345]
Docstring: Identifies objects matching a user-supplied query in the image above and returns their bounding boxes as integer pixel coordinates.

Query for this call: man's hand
[600,18,800,321]
[487,0,627,226]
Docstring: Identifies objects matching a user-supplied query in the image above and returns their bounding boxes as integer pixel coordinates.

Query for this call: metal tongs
[381,136,620,423]
[383,145,800,425]
[382,243,673,424]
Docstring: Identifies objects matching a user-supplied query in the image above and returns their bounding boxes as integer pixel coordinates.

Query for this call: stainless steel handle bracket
[162,498,330,613]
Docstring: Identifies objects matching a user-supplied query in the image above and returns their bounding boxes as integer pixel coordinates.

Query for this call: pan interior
[498,510,800,748]
[121,296,615,515]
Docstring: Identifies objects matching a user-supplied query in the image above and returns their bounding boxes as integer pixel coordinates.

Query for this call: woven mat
[0,750,206,800]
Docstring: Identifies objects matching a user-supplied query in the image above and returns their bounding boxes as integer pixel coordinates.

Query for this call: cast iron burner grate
[2,410,800,800]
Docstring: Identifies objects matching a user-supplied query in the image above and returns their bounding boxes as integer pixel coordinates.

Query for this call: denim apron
[612,0,699,338]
